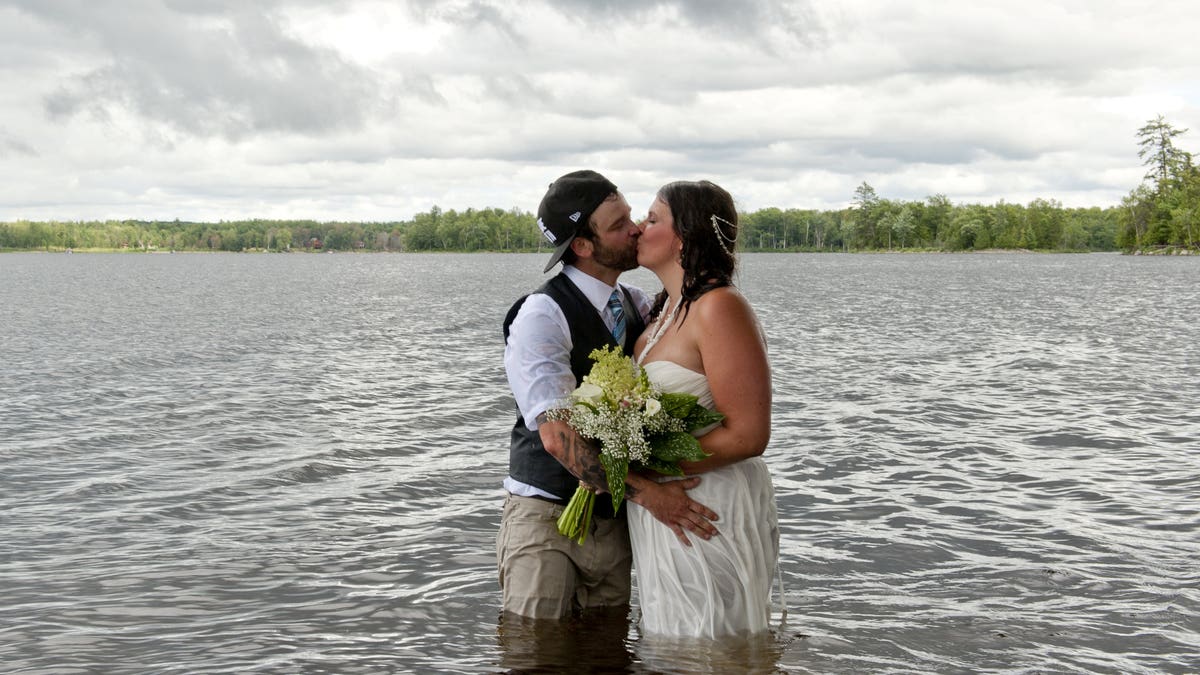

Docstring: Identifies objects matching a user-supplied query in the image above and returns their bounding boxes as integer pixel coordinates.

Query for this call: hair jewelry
[711,214,737,255]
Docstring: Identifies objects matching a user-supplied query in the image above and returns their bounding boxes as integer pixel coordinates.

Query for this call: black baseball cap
[536,170,618,273]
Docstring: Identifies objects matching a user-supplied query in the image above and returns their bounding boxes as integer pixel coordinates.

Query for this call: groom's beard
[592,239,638,272]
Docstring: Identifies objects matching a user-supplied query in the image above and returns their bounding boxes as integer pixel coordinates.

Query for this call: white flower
[572,381,604,403]
[644,398,662,416]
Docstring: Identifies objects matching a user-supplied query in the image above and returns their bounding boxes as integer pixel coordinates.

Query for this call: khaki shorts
[497,493,632,619]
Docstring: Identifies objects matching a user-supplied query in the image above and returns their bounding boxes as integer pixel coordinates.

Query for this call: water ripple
[1,253,1198,673]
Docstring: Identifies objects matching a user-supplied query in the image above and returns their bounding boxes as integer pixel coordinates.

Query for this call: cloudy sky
[2,0,1198,223]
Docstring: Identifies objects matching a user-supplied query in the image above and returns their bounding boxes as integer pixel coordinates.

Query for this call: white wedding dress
[628,360,780,638]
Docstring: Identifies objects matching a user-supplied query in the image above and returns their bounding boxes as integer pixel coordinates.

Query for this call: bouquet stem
[556,484,597,545]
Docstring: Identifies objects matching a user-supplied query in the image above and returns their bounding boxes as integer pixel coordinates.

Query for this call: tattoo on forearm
[557,430,608,492]
[557,429,644,498]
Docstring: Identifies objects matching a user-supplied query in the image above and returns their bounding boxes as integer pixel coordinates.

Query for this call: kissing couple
[500,170,780,639]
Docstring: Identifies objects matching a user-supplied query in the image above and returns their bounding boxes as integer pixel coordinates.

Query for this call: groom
[499,170,718,619]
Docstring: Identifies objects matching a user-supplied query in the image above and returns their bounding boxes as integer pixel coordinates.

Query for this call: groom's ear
[570,236,594,259]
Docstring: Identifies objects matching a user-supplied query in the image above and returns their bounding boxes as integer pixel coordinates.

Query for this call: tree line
[0,210,537,253]
[741,192,1118,251]
[0,198,1123,254]
[2,117,1192,254]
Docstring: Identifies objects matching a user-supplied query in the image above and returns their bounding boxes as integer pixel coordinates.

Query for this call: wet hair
[649,180,738,322]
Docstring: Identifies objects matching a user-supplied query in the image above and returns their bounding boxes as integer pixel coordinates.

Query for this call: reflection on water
[496,609,791,674]
[497,609,635,673]
[634,628,789,675]
[1,252,1198,674]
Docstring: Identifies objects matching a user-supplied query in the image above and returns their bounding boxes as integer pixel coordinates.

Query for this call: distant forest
[3,117,1195,254]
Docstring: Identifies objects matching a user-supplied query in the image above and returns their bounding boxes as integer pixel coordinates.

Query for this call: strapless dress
[627,360,780,638]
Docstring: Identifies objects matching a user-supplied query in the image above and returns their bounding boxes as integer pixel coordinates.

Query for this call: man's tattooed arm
[554,424,608,491]
[536,413,639,497]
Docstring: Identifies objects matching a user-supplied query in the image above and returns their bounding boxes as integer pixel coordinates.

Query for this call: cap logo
[568,211,582,223]
[537,217,556,244]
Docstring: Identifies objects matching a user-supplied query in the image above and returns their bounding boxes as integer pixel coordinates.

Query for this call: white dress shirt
[503,265,652,498]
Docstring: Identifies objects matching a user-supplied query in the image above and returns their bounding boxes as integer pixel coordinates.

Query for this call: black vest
[502,273,646,515]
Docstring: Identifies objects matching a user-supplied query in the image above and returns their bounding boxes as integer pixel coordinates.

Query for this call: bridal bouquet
[548,345,723,544]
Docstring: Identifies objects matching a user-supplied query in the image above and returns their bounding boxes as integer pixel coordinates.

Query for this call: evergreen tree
[1137,115,1190,190]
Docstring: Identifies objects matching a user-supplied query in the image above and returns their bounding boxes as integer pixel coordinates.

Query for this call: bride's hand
[626,476,719,547]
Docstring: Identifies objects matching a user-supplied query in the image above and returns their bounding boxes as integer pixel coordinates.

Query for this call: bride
[628,180,780,638]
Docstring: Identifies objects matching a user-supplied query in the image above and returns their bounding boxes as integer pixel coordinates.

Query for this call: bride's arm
[681,288,772,474]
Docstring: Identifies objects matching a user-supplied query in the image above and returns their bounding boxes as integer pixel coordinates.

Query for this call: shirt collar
[563,265,620,315]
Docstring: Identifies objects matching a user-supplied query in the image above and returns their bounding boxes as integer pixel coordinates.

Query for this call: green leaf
[659,392,699,419]
[684,406,724,431]
[649,431,710,462]
[600,453,629,511]
[639,456,686,477]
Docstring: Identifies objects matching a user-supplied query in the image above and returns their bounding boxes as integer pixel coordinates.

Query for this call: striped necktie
[607,289,626,345]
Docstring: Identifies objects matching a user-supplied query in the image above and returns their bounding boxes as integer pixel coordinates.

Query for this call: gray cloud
[1,0,1196,222]
[0,129,37,158]
[445,2,527,48]
[15,0,390,140]
[480,74,547,108]
[533,0,821,41]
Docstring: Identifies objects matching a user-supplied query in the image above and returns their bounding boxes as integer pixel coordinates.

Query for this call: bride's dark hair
[649,180,739,322]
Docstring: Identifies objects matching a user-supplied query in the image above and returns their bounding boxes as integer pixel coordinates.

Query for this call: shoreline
[4,247,1161,255]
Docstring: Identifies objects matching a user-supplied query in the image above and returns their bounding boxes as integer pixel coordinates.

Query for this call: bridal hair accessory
[711,214,737,255]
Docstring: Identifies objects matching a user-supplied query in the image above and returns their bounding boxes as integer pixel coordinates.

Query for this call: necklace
[636,296,681,364]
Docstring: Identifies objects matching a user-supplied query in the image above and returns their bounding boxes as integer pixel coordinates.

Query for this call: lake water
[1,251,1198,674]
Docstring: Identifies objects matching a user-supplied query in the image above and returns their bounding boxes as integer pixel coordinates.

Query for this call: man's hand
[626,475,719,547]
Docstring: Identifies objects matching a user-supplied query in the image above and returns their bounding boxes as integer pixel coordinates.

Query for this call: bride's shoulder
[693,286,753,319]
[693,286,769,354]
